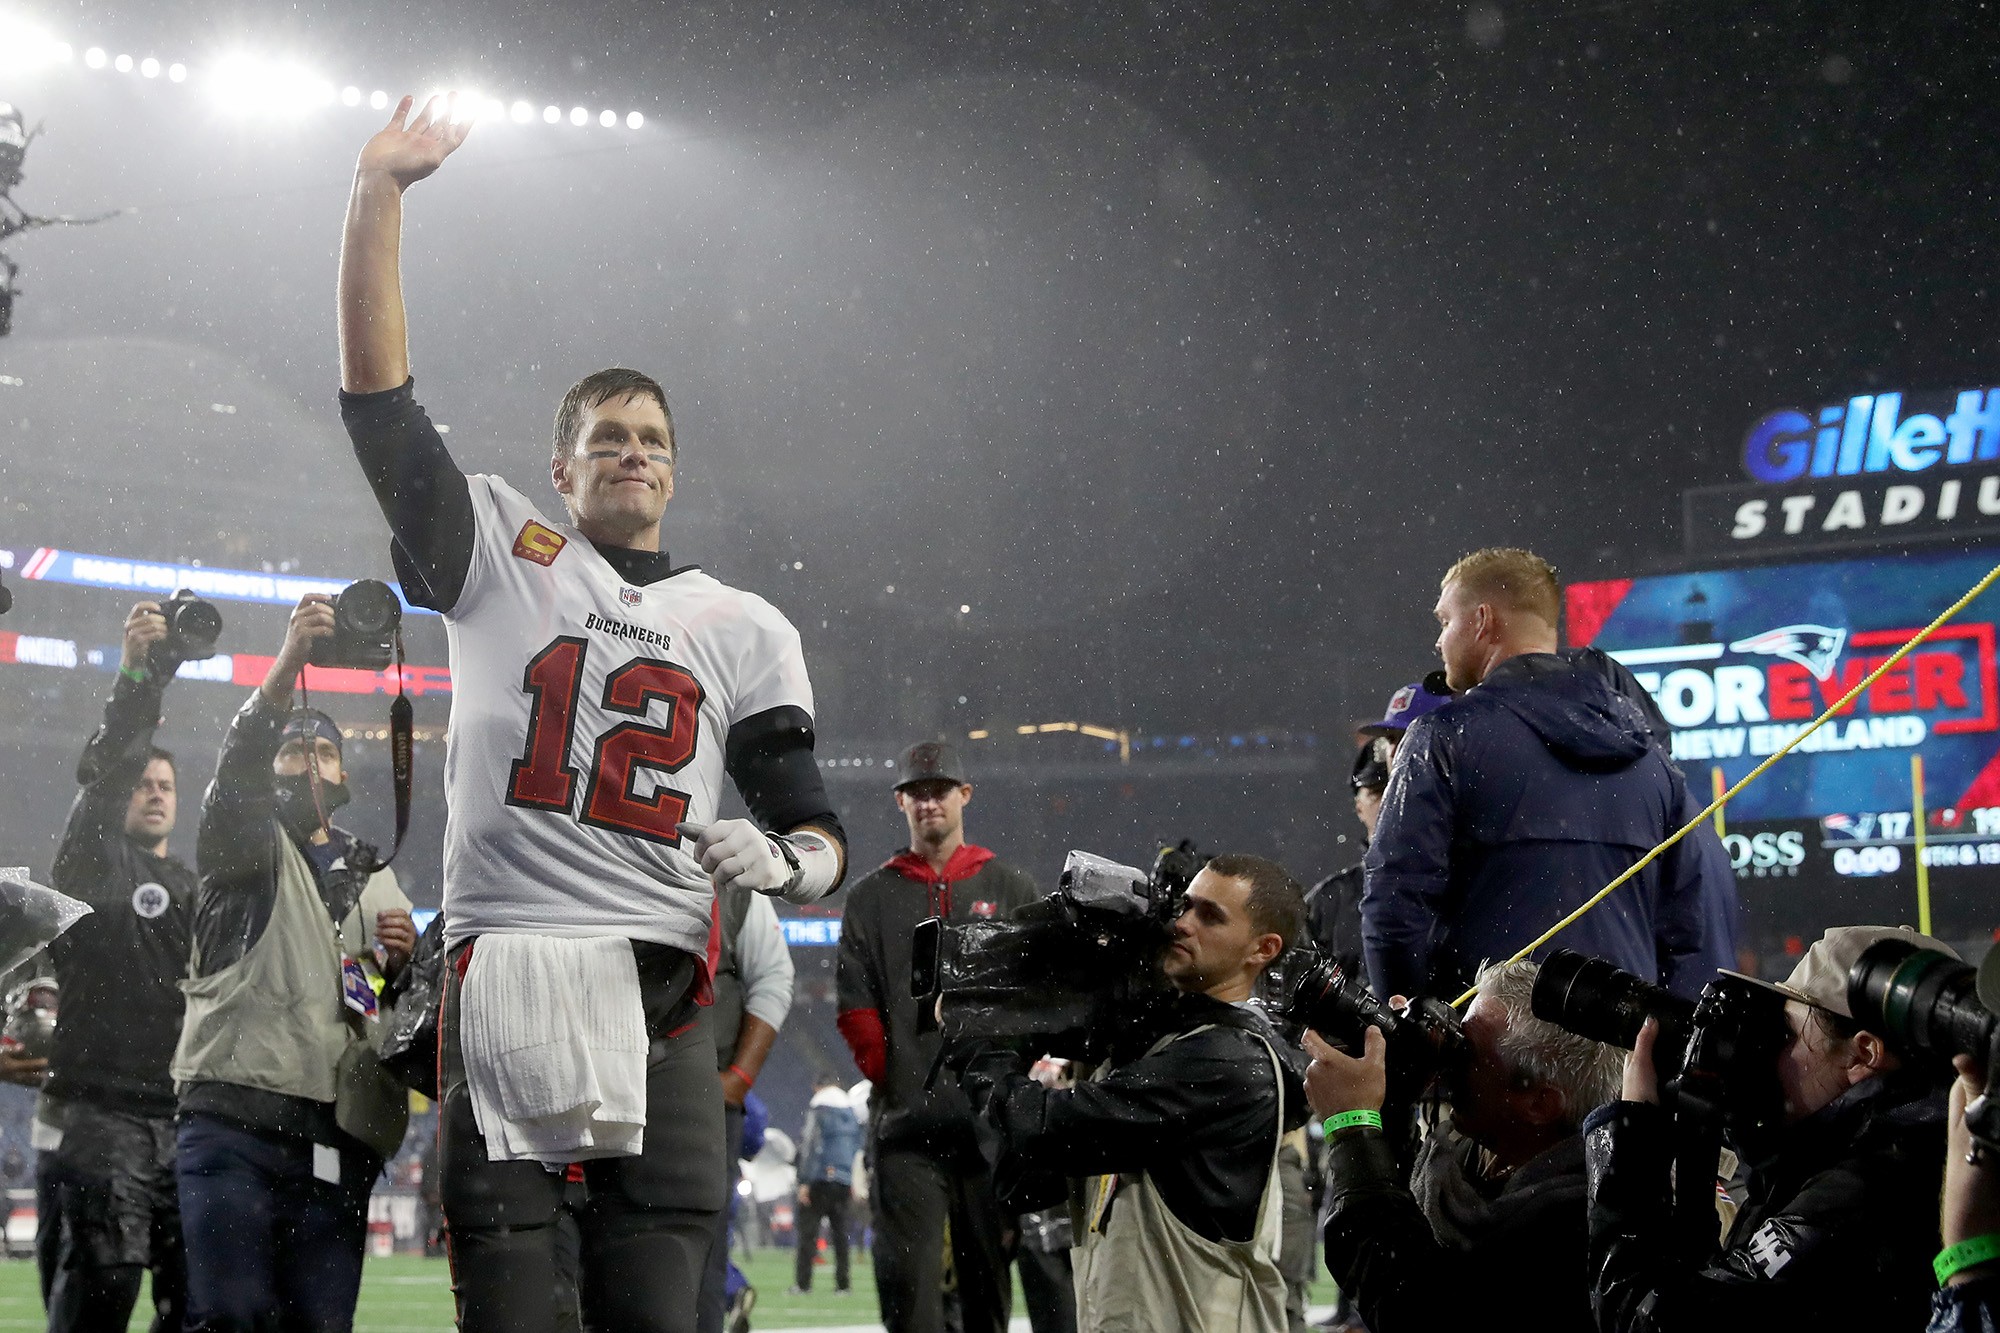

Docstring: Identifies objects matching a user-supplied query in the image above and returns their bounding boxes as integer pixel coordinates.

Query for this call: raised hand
[120,600,166,673]
[355,95,472,191]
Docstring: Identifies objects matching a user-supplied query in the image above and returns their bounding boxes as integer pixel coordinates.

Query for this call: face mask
[274,771,350,839]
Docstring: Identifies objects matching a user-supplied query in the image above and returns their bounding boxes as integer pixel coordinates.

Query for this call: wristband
[728,1063,757,1089]
[1937,1235,2000,1285]
[118,664,150,684]
[1322,1108,1383,1138]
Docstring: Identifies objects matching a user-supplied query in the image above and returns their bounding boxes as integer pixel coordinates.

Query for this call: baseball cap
[894,741,966,791]
[1360,677,1454,738]
[1741,925,1960,1018]
[282,709,344,756]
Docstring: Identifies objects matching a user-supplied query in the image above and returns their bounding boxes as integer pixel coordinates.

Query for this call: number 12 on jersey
[506,636,705,845]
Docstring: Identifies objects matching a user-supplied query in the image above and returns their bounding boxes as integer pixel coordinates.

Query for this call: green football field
[0,1246,1338,1330]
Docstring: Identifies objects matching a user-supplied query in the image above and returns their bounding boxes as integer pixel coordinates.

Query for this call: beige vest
[1073,1028,1289,1333]
[172,833,412,1159]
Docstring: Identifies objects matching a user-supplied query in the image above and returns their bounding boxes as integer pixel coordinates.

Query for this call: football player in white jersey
[335,95,846,1333]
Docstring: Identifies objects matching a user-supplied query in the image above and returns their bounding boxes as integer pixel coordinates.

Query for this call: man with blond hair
[1362,547,1735,1003]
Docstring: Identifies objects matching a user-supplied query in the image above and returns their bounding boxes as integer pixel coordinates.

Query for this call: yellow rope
[1448,559,2000,1010]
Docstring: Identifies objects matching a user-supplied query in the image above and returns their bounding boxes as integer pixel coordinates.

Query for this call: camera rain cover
[0,868,92,975]
[1058,851,1152,916]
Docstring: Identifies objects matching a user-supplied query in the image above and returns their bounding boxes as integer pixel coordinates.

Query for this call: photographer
[172,594,415,1333]
[1587,924,1950,1331]
[1301,958,1620,1333]
[40,601,199,1333]
[949,854,1308,1332]
[1931,1053,2000,1331]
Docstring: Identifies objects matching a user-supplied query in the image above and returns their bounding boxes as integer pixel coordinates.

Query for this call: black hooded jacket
[952,993,1307,1244]
[1584,1073,1947,1332]
[46,671,197,1117]
[1363,649,1736,1002]
[1320,1119,1595,1333]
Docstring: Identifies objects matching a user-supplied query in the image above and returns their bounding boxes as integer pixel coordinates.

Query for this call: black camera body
[308,579,402,671]
[146,588,223,678]
[916,847,1188,1061]
[1535,949,1789,1261]
[1274,950,1468,1115]
[1532,949,1787,1138]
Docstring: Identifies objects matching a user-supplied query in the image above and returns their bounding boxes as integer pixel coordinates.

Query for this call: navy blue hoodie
[1361,650,1737,1002]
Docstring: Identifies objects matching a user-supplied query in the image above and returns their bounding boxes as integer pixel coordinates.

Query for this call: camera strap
[292,632,414,872]
[378,630,414,870]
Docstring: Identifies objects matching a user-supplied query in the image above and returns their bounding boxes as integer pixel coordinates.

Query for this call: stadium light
[0,16,69,73]
[3,24,649,134]
[206,53,330,117]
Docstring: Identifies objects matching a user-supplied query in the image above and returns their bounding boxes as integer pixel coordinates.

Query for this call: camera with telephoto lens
[914,844,1195,1061]
[1274,949,1469,1114]
[1847,938,2000,1152]
[308,579,402,670]
[1534,949,1791,1259]
[145,588,223,677]
[1532,950,1789,1136]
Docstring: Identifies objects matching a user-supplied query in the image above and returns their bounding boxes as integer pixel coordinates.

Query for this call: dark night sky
[3,0,1998,881]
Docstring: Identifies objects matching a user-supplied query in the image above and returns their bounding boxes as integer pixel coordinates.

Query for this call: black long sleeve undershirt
[338,378,843,848]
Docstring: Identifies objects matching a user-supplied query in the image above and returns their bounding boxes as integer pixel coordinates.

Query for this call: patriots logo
[1727,624,1846,681]
[1820,812,1876,841]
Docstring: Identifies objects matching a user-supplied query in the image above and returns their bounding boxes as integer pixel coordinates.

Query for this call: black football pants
[871,1142,1011,1333]
[439,940,725,1333]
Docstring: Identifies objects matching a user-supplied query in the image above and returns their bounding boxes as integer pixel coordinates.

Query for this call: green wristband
[1936,1234,2000,1285]
[1322,1109,1383,1138]
[118,664,149,684]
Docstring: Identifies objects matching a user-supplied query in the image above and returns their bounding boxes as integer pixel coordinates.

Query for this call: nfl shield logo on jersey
[971,900,996,918]
[619,586,643,608]
[511,520,568,567]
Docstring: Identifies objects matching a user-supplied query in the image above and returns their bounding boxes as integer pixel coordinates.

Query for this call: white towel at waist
[460,934,648,1163]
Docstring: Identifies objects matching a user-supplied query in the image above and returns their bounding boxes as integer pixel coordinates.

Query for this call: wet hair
[1441,547,1561,627]
[1476,959,1624,1128]
[1203,853,1306,953]
[552,368,676,468]
[144,745,176,778]
[1807,1004,1863,1044]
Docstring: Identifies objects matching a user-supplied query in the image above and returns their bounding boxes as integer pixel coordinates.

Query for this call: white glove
[678,819,791,896]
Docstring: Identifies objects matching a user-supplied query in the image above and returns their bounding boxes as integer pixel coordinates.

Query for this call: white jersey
[438,474,814,955]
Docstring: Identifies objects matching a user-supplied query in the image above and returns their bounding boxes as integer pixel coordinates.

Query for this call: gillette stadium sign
[1567,547,2000,823]
[1684,385,2000,556]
